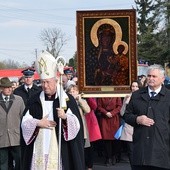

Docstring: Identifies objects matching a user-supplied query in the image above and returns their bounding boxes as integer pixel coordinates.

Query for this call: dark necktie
[27,87,30,93]
[4,96,9,108]
[4,96,9,102]
[27,88,31,98]
[150,91,156,97]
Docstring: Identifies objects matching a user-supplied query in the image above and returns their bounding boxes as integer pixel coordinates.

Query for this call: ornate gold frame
[76,9,137,97]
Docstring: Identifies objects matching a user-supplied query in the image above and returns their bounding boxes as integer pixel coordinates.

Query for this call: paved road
[93,162,131,170]
[92,151,131,170]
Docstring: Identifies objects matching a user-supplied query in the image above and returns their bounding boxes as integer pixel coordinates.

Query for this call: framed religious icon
[76,9,137,97]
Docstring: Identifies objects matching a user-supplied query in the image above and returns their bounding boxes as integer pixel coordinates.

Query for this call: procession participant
[0,77,25,170]
[124,64,170,170]
[97,97,122,166]
[13,68,42,106]
[21,51,85,170]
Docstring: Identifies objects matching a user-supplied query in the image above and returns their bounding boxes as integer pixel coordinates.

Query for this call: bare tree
[1,59,22,69]
[40,28,69,58]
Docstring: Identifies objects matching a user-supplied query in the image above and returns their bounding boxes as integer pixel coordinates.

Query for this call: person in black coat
[13,68,42,106]
[124,64,170,170]
[12,68,42,169]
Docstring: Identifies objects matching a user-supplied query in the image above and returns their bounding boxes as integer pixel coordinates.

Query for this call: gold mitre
[35,51,57,79]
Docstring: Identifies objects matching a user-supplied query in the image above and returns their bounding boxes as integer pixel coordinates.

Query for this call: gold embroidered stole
[34,92,59,170]
[47,127,58,169]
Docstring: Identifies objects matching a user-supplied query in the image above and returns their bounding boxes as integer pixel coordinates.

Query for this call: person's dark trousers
[8,152,14,170]
[113,140,122,163]
[94,139,104,157]
[84,146,93,169]
[0,146,21,170]
[132,165,170,170]
[104,140,112,159]
[126,141,133,166]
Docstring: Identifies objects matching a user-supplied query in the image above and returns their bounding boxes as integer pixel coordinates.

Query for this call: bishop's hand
[56,108,67,120]
[37,114,57,129]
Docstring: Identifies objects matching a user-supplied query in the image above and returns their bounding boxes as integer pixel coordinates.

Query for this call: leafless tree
[40,28,69,58]
[0,59,22,69]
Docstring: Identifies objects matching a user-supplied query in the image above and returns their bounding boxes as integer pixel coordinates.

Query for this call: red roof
[0,66,74,81]
[0,69,40,80]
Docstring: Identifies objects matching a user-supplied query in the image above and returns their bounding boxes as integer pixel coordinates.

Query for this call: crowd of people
[0,51,170,170]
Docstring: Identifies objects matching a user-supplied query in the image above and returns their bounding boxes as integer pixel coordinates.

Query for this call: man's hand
[136,115,155,126]
[37,114,57,129]
[56,108,67,120]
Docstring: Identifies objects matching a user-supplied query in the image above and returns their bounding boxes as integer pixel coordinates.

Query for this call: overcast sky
[0,0,136,66]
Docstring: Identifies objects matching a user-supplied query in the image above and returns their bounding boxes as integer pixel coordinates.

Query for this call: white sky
[0,0,136,66]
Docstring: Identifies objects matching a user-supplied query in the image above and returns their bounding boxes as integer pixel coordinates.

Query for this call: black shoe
[105,158,112,166]
[116,154,121,163]
[112,156,116,165]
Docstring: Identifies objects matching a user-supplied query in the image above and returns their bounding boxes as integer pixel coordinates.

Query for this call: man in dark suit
[124,64,170,170]
[13,68,42,106]
[13,68,42,169]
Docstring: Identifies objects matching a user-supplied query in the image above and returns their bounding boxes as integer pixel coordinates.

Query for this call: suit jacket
[13,83,42,106]
[124,86,170,169]
[0,93,25,148]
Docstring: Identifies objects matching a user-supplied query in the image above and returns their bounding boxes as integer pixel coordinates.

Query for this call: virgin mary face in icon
[98,26,116,50]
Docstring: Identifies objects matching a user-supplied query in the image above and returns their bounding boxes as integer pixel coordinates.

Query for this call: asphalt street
[93,162,131,170]
[92,150,131,170]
